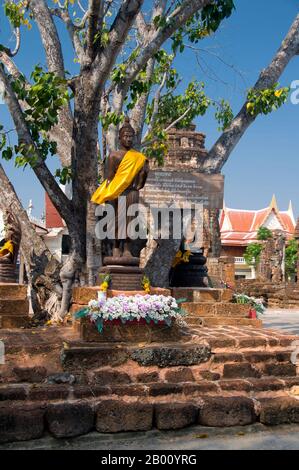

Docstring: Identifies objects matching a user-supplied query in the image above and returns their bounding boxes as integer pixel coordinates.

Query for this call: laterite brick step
[171,287,233,303]
[0,284,27,300]
[2,391,299,442]
[187,317,262,328]
[182,302,250,317]
[0,284,30,329]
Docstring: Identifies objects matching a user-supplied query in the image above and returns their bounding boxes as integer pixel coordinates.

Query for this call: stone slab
[182,302,250,317]
[191,317,263,328]
[172,287,233,303]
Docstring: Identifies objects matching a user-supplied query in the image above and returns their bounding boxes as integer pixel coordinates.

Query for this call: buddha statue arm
[106,152,118,184]
[136,159,149,190]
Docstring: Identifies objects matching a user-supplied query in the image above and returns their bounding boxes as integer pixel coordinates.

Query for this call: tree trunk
[0,164,62,318]
[56,78,102,318]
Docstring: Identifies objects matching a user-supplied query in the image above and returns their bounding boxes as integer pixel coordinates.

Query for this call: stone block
[200,370,221,381]
[28,385,70,401]
[90,369,131,386]
[149,383,183,396]
[0,385,27,401]
[130,343,211,368]
[110,384,148,397]
[183,382,219,395]
[0,403,45,443]
[164,367,195,383]
[13,366,47,383]
[154,403,198,430]
[0,284,27,300]
[248,378,285,392]
[238,337,268,348]
[73,385,111,399]
[61,344,129,369]
[0,315,29,328]
[262,363,297,377]
[243,351,291,363]
[219,379,253,392]
[259,397,299,425]
[199,318,262,328]
[72,287,99,305]
[96,400,153,433]
[223,363,261,379]
[199,396,256,427]
[46,402,94,438]
[136,372,160,383]
[213,353,244,364]
[0,299,29,315]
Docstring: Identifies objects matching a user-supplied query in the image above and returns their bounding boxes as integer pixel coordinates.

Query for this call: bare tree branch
[142,105,192,147]
[1,27,21,57]
[51,8,85,60]
[202,13,299,174]
[92,0,144,87]
[29,0,65,77]
[0,51,26,81]
[86,0,103,63]
[29,0,73,167]
[122,0,212,87]
[135,11,149,37]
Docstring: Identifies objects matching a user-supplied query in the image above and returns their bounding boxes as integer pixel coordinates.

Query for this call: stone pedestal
[0,264,18,283]
[170,252,208,288]
[100,256,143,291]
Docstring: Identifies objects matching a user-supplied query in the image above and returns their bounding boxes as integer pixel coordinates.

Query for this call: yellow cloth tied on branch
[0,240,14,256]
[91,149,146,205]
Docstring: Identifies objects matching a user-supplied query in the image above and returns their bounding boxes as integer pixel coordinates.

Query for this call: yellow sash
[0,240,14,256]
[91,149,146,205]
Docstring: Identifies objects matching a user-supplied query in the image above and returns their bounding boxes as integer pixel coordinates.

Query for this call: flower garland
[172,250,192,268]
[141,275,151,294]
[99,273,111,292]
[74,294,186,333]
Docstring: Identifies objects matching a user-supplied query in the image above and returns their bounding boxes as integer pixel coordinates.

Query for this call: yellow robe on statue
[0,240,14,257]
[91,149,146,205]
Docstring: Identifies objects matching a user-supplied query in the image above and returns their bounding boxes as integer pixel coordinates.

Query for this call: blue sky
[1,0,299,218]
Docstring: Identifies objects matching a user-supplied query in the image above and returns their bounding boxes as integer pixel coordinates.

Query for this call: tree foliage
[285,238,298,280]
[244,243,263,267]
[257,226,273,241]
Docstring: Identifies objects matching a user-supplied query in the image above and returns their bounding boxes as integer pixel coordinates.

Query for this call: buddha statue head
[119,117,135,150]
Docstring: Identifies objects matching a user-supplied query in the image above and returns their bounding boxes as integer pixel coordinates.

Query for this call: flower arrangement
[141,275,151,294]
[232,293,266,316]
[74,294,186,333]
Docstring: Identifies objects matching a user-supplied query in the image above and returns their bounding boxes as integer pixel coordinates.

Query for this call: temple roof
[220,196,295,246]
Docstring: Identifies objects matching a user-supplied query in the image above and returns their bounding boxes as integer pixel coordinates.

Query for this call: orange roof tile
[220,204,295,247]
